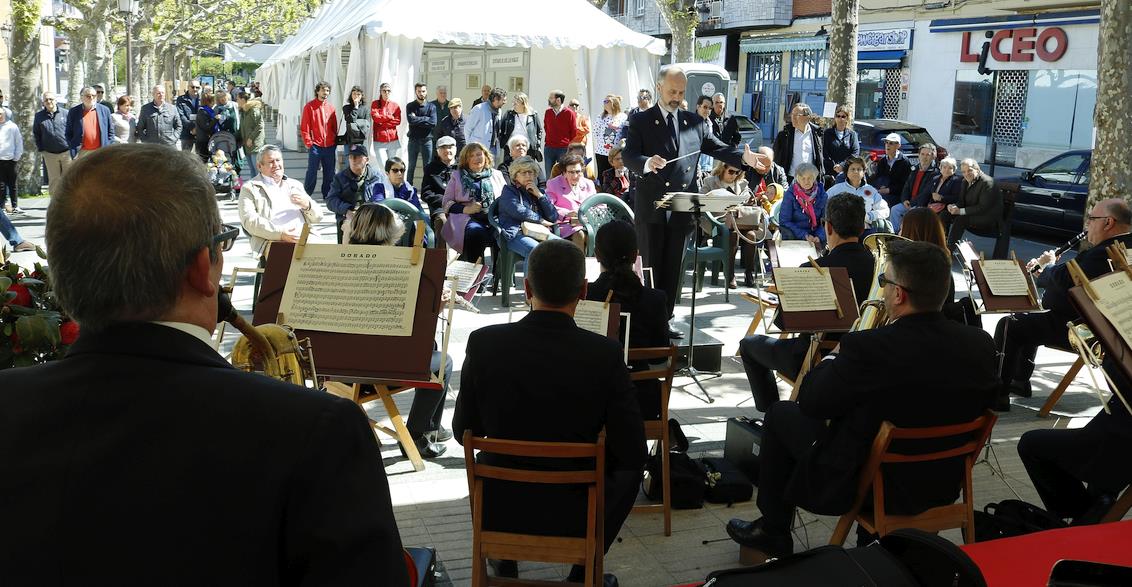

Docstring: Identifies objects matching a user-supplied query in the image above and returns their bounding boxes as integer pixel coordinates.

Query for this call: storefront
[906,10,1099,168]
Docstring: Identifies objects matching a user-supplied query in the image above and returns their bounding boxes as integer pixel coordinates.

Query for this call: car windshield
[734,116,757,131]
[1034,153,1087,184]
[874,129,934,148]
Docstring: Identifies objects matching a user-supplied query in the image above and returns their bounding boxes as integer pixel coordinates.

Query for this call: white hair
[940,157,957,170]
[960,158,981,173]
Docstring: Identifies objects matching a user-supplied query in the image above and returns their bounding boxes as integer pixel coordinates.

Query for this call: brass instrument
[219,292,317,386]
[852,233,912,332]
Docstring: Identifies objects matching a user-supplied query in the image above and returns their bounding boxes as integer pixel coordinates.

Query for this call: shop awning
[857,49,906,69]
[740,36,828,54]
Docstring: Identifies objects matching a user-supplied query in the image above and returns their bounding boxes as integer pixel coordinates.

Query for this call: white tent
[256,0,666,151]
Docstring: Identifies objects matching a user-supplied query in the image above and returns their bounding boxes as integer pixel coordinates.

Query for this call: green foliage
[11,0,40,35]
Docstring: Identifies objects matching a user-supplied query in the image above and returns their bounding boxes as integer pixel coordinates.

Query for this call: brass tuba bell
[218,292,316,386]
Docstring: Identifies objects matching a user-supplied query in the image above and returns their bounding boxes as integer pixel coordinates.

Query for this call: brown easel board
[972,258,1041,313]
[1070,277,1132,386]
[253,242,447,385]
[776,266,859,333]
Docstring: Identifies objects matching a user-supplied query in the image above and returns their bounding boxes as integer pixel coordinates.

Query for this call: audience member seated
[238,144,324,257]
[497,156,558,259]
[727,240,998,559]
[943,158,1002,249]
[497,134,547,191]
[1018,355,1132,525]
[777,162,828,247]
[1,209,36,252]
[889,144,939,233]
[0,144,407,583]
[371,156,423,211]
[701,161,762,289]
[899,207,970,325]
[870,133,913,207]
[826,156,890,234]
[995,198,1132,410]
[549,142,596,180]
[325,144,384,243]
[737,194,875,411]
[453,239,645,584]
[421,135,458,247]
[587,220,668,420]
[925,157,963,217]
[597,143,637,205]
[348,203,453,458]
[546,153,596,252]
[441,142,506,263]
[749,145,788,193]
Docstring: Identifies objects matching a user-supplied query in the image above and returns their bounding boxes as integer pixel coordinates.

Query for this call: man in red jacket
[371,82,402,169]
[543,89,576,177]
[300,81,338,198]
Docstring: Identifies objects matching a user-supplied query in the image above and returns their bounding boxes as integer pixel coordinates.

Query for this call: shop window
[855,69,884,119]
[634,0,646,15]
[608,0,625,16]
[1021,69,1097,150]
[790,49,828,81]
[950,70,993,140]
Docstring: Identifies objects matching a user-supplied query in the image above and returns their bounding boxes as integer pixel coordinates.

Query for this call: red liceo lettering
[1011,27,1037,62]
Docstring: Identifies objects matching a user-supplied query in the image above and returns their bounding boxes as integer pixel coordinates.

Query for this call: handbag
[521,221,552,241]
[973,499,1067,542]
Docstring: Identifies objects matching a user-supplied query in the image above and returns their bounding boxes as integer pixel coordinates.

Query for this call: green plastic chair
[578,193,635,256]
[378,197,435,248]
[678,212,732,303]
[486,199,519,306]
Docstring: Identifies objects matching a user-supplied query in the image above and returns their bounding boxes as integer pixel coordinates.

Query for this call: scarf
[792,182,819,230]
[460,168,496,209]
[200,105,218,133]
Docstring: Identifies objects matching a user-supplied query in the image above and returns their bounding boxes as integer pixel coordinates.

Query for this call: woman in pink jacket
[544,152,596,251]
[441,143,506,262]
[370,82,401,168]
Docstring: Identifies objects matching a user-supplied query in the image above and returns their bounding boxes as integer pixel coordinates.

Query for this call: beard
[667,100,681,110]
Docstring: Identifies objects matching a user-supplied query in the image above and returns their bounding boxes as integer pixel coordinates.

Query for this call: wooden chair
[735,291,779,355]
[627,346,678,536]
[1038,355,1084,418]
[1100,484,1132,524]
[463,430,605,587]
[830,410,998,546]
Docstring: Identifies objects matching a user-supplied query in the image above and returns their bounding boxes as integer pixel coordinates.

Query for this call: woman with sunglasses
[370,157,423,211]
[593,94,626,178]
[821,104,859,178]
[701,161,763,288]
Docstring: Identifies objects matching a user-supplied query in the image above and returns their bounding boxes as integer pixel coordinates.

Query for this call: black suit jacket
[772,122,824,178]
[872,153,913,206]
[899,163,938,207]
[588,274,669,419]
[791,312,997,516]
[1041,234,1132,320]
[957,174,1002,229]
[0,323,407,586]
[453,311,646,537]
[622,105,749,226]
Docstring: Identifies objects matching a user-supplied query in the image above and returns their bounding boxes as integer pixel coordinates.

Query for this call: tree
[9,0,44,196]
[1086,0,1131,218]
[826,0,859,115]
[655,0,698,63]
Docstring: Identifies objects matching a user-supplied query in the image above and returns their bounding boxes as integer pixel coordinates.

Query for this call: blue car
[1004,149,1091,239]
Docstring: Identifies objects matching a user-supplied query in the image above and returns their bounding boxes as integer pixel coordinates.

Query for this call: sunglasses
[724,169,740,176]
[877,272,912,293]
[389,167,406,173]
[835,114,848,119]
[212,223,240,253]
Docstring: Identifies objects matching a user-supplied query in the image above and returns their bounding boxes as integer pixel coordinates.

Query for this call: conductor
[623,65,769,337]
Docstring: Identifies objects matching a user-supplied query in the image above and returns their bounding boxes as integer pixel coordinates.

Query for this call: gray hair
[436,85,447,92]
[79,86,96,98]
[794,162,820,179]
[961,158,982,173]
[508,155,541,180]
[506,134,529,149]
[791,102,813,116]
[940,156,957,171]
[657,65,687,85]
[47,144,221,333]
[257,144,283,166]
[918,143,937,154]
[348,203,405,246]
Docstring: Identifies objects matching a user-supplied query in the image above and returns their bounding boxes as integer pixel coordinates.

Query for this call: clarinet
[1029,231,1085,274]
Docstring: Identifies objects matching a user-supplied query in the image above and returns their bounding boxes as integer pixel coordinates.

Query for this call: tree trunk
[827,0,859,115]
[1086,0,1132,220]
[655,0,697,63]
[67,37,87,103]
[9,0,44,196]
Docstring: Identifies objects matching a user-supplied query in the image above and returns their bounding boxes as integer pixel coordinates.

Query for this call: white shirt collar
[150,321,217,351]
[658,103,677,117]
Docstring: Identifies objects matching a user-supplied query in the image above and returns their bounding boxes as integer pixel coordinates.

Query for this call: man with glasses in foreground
[727,239,998,561]
[998,199,1132,410]
[0,144,407,583]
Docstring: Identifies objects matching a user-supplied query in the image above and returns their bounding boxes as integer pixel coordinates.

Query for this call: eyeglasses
[212,223,240,253]
[877,272,912,293]
[565,168,584,175]
[724,169,740,176]
[389,167,406,173]
[835,114,848,119]
[190,86,201,90]
[1087,215,1111,223]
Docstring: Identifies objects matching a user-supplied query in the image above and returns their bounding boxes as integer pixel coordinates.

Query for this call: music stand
[660,190,747,403]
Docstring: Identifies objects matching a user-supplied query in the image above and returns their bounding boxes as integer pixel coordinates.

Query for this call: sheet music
[772,267,836,312]
[573,300,610,336]
[446,260,483,293]
[1093,272,1132,351]
[980,260,1030,296]
[775,241,820,269]
[278,244,422,336]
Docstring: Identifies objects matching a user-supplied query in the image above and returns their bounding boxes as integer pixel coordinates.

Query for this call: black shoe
[725,517,793,560]
[744,271,754,288]
[488,558,518,578]
[991,394,1012,412]
[668,326,684,339]
[1073,492,1117,526]
[429,425,453,443]
[1007,380,1033,398]
[399,436,447,459]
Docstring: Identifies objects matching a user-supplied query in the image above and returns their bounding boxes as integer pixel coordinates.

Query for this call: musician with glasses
[996,198,1132,410]
[727,240,997,561]
[0,144,408,583]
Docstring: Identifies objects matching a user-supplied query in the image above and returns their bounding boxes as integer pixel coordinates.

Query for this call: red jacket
[299,98,338,148]
[543,107,577,148]
[370,99,401,143]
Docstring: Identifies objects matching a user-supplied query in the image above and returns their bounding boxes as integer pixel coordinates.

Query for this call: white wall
[529,47,582,115]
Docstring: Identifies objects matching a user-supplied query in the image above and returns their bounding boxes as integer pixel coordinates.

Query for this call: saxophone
[220,292,317,386]
[851,233,912,332]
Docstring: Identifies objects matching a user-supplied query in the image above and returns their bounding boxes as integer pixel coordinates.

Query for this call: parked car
[727,114,761,149]
[1001,149,1091,239]
[853,119,948,163]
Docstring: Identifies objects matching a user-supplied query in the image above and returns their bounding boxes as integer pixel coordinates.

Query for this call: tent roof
[264,0,666,65]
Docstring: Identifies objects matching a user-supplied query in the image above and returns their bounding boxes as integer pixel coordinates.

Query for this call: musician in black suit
[0,145,408,585]
[996,198,1132,409]
[622,65,770,336]
[453,239,646,584]
[727,240,998,560]
[739,194,876,411]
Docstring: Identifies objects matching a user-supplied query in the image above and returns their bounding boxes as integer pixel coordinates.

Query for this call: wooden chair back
[627,346,678,536]
[463,430,606,587]
[830,410,997,546]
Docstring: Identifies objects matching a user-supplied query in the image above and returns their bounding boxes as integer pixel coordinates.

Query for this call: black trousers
[993,311,1067,390]
[1018,417,1132,519]
[738,334,809,412]
[637,216,691,318]
[0,159,17,208]
[756,401,827,533]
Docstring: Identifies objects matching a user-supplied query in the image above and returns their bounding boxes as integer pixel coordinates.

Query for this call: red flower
[864,189,873,197]
[6,283,31,307]
[60,320,80,345]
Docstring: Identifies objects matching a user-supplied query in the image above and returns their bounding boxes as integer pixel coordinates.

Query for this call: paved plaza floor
[4,141,1122,586]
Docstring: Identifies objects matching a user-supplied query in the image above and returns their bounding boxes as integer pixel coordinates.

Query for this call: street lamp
[117,0,140,98]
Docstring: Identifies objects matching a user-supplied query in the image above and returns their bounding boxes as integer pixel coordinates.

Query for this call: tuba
[851,233,912,332]
[219,292,317,386]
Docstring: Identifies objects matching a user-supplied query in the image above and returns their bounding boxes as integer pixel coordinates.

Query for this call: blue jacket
[406,100,437,140]
[33,108,69,153]
[325,165,385,220]
[497,183,557,244]
[371,179,422,210]
[64,103,114,151]
[779,182,828,244]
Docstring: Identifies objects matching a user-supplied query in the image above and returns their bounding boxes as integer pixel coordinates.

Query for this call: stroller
[206,131,242,199]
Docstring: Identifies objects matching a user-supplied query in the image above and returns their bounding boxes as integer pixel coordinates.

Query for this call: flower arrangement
[1,250,77,369]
